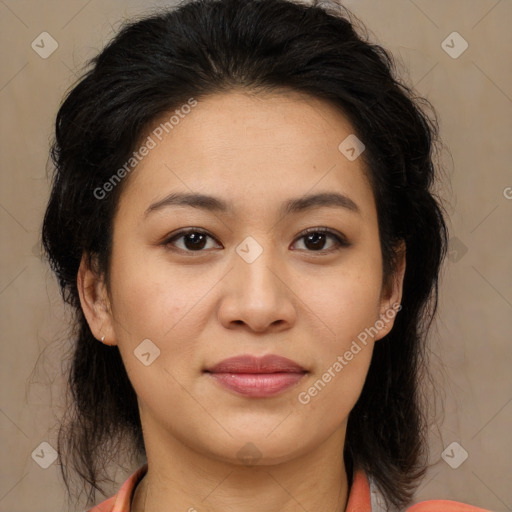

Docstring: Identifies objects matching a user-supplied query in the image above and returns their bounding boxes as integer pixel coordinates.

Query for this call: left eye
[293,228,349,252]
[163,228,349,254]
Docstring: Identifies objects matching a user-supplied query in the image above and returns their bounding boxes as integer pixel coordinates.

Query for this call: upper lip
[205,354,307,374]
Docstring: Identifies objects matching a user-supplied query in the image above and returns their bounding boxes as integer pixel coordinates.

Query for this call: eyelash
[162,227,350,255]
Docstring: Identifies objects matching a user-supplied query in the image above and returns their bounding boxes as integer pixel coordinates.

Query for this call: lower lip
[206,372,306,397]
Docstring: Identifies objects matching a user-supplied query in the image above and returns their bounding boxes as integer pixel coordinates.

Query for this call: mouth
[204,354,308,398]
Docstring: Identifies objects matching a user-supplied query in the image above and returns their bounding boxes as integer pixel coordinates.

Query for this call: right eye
[162,228,222,254]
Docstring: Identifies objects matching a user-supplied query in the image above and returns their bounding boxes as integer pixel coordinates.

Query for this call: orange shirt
[87,463,492,512]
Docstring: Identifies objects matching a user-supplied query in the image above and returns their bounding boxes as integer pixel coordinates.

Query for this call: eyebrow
[144,191,361,218]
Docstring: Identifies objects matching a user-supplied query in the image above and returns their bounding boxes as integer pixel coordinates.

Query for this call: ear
[77,252,117,346]
[374,240,406,341]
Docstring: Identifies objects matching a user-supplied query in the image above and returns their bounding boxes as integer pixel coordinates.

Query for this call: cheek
[109,263,200,409]
[109,245,199,337]
[298,346,373,434]
[296,267,381,420]
[300,255,382,411]
[108,251,216,388]
[305,260,382,343]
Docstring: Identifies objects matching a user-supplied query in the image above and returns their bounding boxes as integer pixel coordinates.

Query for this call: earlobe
[77,253,117,346]
[375,241,406,341]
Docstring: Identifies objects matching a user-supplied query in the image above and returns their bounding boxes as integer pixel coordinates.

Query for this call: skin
[78,89,405,512]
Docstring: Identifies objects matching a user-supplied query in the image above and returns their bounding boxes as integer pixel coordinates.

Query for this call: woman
[41,0,491,510]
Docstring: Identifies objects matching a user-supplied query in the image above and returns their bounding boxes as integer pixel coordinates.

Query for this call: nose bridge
[219,233,295,331]
[234,234,282,300]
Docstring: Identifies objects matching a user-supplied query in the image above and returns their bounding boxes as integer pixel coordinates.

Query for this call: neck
[131,423,349,512]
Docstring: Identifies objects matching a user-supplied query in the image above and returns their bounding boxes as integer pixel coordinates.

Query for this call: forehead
[117,90,375,220]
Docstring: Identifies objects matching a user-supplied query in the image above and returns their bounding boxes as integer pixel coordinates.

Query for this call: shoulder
[87,495,116,512]
[364,470,492,512]
[87,463,148,512]
[406,499,493,512]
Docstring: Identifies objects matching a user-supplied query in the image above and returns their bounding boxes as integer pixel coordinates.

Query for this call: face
[79,90,405,466]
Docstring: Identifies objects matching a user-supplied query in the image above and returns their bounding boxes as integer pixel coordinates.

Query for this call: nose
[217,241,297,333]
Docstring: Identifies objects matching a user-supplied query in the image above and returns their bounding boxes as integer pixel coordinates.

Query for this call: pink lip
[204,355,308,398]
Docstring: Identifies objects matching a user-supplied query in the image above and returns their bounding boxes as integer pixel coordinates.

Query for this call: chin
[203,433,311,467]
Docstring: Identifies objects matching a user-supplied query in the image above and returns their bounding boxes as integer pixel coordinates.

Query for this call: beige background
[0,0,511,511]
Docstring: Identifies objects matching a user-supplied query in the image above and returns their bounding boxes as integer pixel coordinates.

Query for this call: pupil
[306,233,325,250]
[185,233,206,250]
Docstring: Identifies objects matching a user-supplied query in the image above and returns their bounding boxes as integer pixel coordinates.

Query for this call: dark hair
[42,0,448,509]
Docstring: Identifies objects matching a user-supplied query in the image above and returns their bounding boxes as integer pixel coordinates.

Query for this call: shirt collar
[111,463,372,512]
